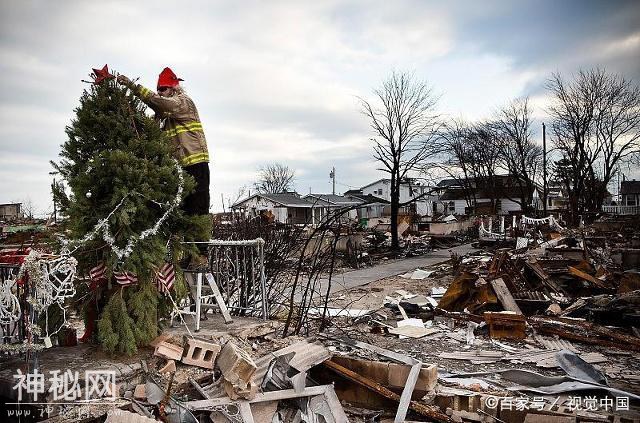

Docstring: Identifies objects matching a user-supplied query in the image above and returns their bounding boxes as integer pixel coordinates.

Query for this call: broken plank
[567,266,608,289]
[320,334,418,365]
[490,278,522,314]
[237,401,255,423]
[394,362,422,423]
[188,377,211,399]
[322,385,350,423]
[526,259,565,294]
[323,360,451,423]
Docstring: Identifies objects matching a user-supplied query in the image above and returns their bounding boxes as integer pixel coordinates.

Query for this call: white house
[359,178,435,216]
[435,176,540,216]
[232,192,376,225]
[231,192,315,224]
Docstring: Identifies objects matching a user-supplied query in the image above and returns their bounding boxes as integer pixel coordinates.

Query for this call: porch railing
[601,205,640,215]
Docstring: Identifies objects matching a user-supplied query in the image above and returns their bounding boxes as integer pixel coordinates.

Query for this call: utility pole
[52,178,57,223]
[542,122,548,216]
[329,167,336,195]
[49,172,58,224]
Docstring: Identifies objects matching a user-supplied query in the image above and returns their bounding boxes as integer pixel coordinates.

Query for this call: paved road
[317,243,477,295]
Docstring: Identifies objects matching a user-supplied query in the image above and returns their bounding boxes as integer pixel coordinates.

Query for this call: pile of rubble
[306,217,640,421]
[114,334,347,423]
[4,216,640,422]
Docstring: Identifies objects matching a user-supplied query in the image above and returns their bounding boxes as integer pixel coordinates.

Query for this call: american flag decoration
[90,263,106,281]
[155,263,175,294]
[88,262,107,290]
[114,271,138,286]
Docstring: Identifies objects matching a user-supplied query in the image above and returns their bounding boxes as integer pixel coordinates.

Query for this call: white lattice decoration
[0,278,20,325]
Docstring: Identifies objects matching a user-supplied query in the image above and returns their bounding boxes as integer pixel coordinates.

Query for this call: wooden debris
[545,303,562,315]
[484,312,526,339]
[188,386,327,410]
[567,266,608,289]
[323,359,451,422]
[237,401,255,423]
[526,259,565,294]
[528,315,640,352]
[489,277,522,314]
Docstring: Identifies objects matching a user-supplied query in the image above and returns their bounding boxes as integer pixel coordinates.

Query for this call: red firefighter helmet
[157,67,183,90]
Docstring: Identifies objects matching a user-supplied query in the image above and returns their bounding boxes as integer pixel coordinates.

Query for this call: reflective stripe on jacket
[131,84,209,167]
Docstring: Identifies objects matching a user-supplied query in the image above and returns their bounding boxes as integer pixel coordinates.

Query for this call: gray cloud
[1,0,639,215]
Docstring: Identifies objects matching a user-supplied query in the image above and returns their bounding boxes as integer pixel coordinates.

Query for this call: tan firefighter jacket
[129,83,209,167]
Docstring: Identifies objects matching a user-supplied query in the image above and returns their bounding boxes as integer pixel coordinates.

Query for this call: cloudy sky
[1,0,639,216]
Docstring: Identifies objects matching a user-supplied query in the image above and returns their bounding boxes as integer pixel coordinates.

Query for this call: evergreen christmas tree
[52,66,210,355]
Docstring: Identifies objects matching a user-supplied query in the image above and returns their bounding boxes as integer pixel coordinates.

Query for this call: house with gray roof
[231,192,316,224]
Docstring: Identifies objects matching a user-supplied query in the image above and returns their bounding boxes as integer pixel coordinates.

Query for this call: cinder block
[181,337,221,369]
[216,341,257,387]
[154,341,184,361]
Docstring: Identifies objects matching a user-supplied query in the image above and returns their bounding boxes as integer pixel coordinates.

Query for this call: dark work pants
[183,162,210,256]
[183,162,210,216]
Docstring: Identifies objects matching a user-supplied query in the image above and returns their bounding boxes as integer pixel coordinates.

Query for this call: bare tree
[593,73,640,208]
[361,71,441,249]
[547,70,601,224]
[468,122,502,213]
[254,163,296,194]
[547,68,640,224]
[430,119,478,213]
[493,97,543,214]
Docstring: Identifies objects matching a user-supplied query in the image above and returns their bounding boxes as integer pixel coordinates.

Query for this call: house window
[628,195,637,206]
[377,189,383,195]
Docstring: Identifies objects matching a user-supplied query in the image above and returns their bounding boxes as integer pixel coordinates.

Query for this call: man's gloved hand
[116,75,131,85]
